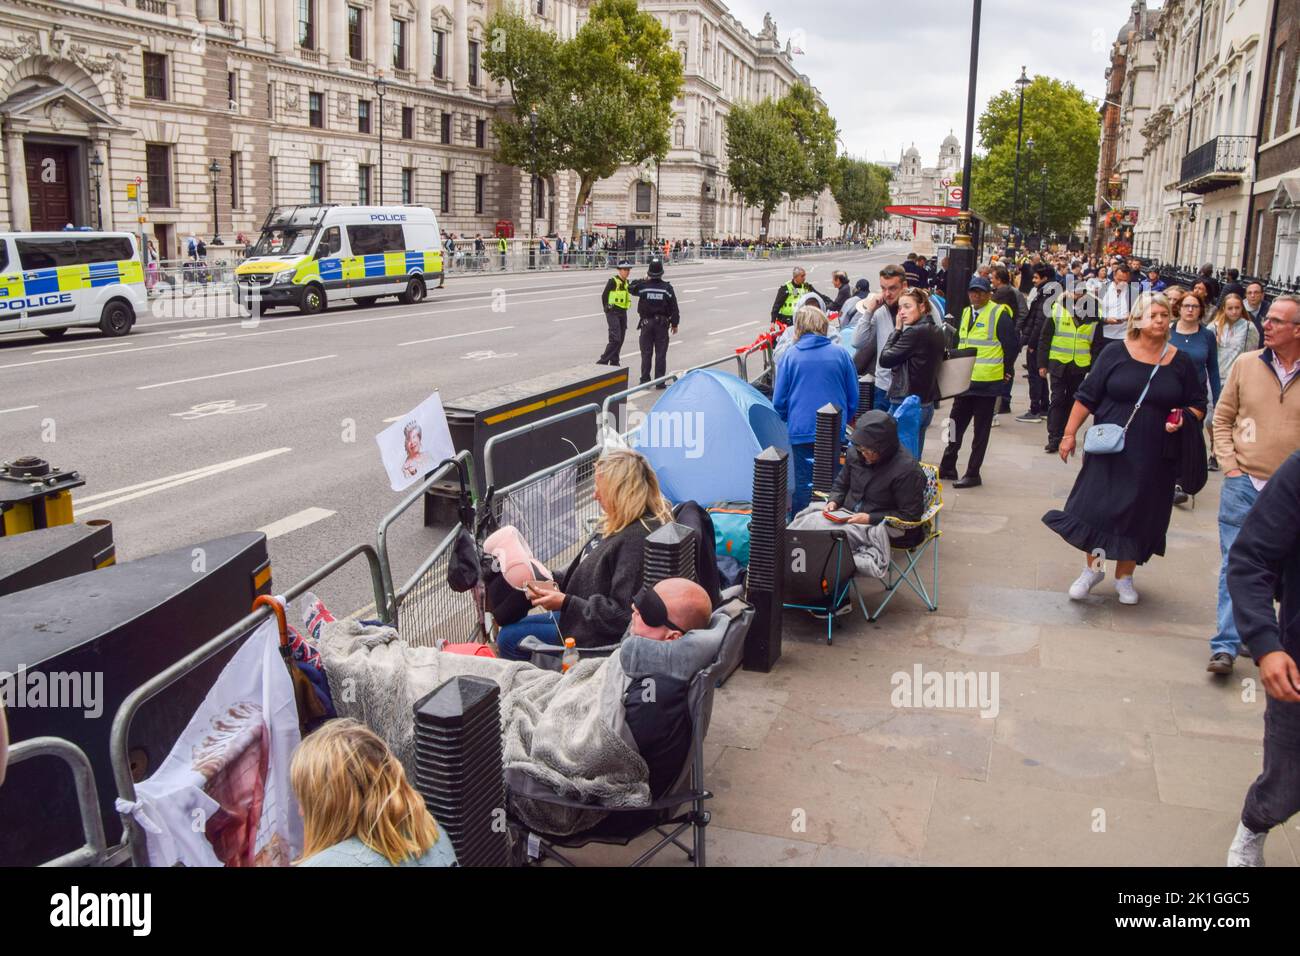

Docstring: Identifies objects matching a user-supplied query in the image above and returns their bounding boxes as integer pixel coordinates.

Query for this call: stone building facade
[879,134,961,240]
[1107,1,1159,257]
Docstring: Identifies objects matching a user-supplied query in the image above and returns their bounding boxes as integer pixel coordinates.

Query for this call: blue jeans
[889,400,935,462]
[873,385,889,412]
[1212,475,1260,658]
[496,611,562,661]
[791,441,816,515]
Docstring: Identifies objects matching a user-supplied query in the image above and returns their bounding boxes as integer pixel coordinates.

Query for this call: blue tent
[633,369,791,505]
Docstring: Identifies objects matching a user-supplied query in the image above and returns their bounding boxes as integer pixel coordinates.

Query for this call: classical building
[1106,2,1160,258]
[878,134,961,239]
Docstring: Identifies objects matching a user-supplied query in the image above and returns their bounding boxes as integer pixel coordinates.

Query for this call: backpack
[707,501,753,568]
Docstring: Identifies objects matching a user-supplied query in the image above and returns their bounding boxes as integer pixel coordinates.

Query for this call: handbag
[1082,344,1168,455]
[936,347,976,399]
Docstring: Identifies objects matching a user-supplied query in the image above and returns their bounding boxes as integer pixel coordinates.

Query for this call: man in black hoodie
[824,411,926,544]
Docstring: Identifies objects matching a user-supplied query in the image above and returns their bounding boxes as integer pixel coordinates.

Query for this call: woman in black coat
[878,287,946,460]
[1042,293,1207,607]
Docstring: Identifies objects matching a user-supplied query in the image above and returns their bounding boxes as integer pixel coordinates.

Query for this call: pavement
[560,398,1286,867]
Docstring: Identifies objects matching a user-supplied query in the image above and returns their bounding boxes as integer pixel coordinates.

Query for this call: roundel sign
[948,186,963,205]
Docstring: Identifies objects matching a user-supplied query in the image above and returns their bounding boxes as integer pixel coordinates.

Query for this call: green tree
[724,84,840,237]
[833,157,892,234]
[483,0,682,240]
[969,75,1099,239]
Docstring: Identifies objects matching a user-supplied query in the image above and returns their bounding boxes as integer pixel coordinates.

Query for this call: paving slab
[1150,733,1265,813]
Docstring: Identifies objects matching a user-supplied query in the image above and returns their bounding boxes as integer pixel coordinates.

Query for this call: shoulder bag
[1082,343,1169,455]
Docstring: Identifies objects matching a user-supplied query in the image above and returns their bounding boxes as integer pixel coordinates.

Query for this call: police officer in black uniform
[597,260,633,365]
[629,258,680,386]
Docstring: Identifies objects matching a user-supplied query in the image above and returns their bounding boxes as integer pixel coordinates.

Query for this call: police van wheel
[98,302,134,337]
[399,277,426,305]
[39,327,68,340]
[300,285,326,315]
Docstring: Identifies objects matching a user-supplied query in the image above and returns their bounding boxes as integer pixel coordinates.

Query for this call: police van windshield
[252,227,318,257]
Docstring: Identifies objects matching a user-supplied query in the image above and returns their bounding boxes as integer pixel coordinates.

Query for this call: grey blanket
[317,620,649,835]
[788,503,893,578]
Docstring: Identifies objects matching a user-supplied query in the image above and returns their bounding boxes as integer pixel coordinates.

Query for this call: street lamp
[89,151,103,230]
[208,158,222,245]
[1011,66,1030,251]
[528,107,538,269]
[374,71,387,205]
[1037,163,1048,249]
[946,0,982,323]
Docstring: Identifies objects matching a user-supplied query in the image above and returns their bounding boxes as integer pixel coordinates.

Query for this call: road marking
[0,405,38,416]
[170,400,267,420]
[713,291,751,299]
[76,447,292,513]
[684,287,718,292]
[678,299,697,304]
[553,311,604,323]
[258,507,336,540]
[709,321,760,335]
[398,325,514,347]
[137,355,337,390]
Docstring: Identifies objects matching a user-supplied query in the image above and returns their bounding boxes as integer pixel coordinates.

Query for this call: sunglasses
[632,585,686,634]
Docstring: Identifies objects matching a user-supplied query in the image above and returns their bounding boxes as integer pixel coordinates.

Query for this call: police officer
[1037,283,1103,454]
[629,258,680,386]
[938,276,1017,488]
[497,234,508,270]
[597,260,633,365]
[770,267,823,327]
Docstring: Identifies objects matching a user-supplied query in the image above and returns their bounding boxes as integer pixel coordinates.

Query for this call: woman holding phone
[494,448,674,661]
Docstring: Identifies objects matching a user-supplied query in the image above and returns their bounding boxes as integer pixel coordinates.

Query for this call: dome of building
[905,143,921,159]
[942,130,959,149]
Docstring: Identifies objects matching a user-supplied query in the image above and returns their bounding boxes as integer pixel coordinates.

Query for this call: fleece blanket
[317,620,649,835]
[788,503,894,578]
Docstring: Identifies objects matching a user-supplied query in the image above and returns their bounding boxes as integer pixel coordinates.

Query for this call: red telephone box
[494,219,514,239]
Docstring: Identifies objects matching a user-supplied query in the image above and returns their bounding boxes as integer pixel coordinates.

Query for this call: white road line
[553,312,604,323]
[713,291,752,299]
[678,299,697,304]
[398,325,514,347]
[136,355,337,390]
[76,447,292,514]
[709,321,760,335]
[0,405,38,416]
[258,507,336,540]
[684,287,718,292]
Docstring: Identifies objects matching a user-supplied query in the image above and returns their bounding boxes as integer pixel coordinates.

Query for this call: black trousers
[598,310,626,365]
[1026,349,1050,413]
[939,393,997,478]
[1242,695,1300,834]
[1046,364,1088,445]
[639,319,670,383]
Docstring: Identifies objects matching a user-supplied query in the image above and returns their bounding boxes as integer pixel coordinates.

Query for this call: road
[0,241,909,617]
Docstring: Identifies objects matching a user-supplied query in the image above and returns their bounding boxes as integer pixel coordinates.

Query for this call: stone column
[374,0,392,73]
[327,0,347,68]
[416,0,433,81]
[4,124,30,232]
[275,0,295,54]
[196,0,218,23]
[177,0,200,21]
[453,0,468,92]
[241,0,262,43]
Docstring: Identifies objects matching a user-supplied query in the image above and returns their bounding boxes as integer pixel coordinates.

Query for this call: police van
[234,205,443,314]
[0,231,147,339]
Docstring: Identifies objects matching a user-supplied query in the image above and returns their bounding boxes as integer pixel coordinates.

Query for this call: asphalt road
[0,241,909,617]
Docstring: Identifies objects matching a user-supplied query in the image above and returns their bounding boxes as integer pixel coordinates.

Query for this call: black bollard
[744,446,788,672]
[642,521,697,586]
[412,675,511,867]
[812,403,843,498]
[857,377,874,415]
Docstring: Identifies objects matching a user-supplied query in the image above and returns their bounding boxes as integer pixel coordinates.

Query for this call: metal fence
[7,737,114,867]
[144,257,236,294]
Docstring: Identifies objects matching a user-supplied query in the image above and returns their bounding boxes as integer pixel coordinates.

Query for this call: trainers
[810,604,853,620]
[1208,454,1220,472]
[1068,568,1104,601]
[1115,576,1140,605]
[1015,412,1044,423]
[992,415,1001,427]
[1227,821,1267,867]
[1207,652,1235,675]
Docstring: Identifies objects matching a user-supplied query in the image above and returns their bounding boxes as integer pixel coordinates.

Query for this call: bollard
[744,446,788,672]
[411,675,511,867]
[812,403,843,497]
[857,377,874,416]
[642,521,697,586]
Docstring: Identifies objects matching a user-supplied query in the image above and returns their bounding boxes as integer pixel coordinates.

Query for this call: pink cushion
[484,525,552,589]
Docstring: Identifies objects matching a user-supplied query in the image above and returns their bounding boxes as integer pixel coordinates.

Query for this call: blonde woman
[496,448,674,660]
[1207,294,1261,471]
[1042,293,1207,606]
[293,719,456,867]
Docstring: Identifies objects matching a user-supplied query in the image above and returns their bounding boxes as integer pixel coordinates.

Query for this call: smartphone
[823,510,856,523]
[1166,409,1183,427]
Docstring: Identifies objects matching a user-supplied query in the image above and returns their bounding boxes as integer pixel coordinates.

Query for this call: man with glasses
[1245,281,1270,340]
[1208,295,1300,676]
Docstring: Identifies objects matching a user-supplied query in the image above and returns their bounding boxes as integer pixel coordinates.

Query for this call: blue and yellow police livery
[235,205,443,315]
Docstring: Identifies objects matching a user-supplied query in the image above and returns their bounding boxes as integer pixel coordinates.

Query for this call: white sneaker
[1115,576,1140,605]
[1068,568,1105,601]
[1227,822,1266,867]
[992,415,1001,427]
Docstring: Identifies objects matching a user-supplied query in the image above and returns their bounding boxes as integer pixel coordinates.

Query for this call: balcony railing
[135,0,168,14]
[1178,135,1254,194]
[298,47,322,64]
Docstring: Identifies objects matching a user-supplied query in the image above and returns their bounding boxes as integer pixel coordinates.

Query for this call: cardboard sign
[375,392,455,492]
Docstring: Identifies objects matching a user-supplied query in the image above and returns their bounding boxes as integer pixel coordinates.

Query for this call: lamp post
[89,151,103,230]
[1010,66,1030,252]
[528,107,538,269]
[1037,163,1048,249]
[208,158,222,245]
[375,72,387,205]
[946,0,982,324]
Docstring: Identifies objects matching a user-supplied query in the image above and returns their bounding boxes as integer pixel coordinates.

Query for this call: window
[358,98,371,133]
[393,20,407,70]
[270,157,278,206]
[17,238,78,269]
[227,71,238,110]
[475,173,485,214]
[316,226,341,259]
[475,118,485,148]
[402,168,414,204]
[440,112,452,144]
[532,175,545,218]
[230,152,240,209]
[309,91,324,128]
[536,0,544,13]
[468,40,480,86]
[358,164,372,205]
[0,242,6,272]
[440,171,451,213]
[218,0,231,22]
[309,161,325,204]
[432,30,445,79]
[402,106,414,139]
[267,80,276,118]
[299,0,316,49]
[143,52,167,100]
[1242,69,1253,135]
[347,223,405,254]
[635,181,652,213]
[145,144,172,207]
[1273,48,1288,139]
[348,5,364,61]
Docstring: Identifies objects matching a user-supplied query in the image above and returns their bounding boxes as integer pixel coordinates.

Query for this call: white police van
[0,231,147,338]
[234,205,443,314]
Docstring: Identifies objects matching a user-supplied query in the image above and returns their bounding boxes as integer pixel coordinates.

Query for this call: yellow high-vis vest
[1048,301,1096,368]
[607,275,630,310]
[959,301,1011,382]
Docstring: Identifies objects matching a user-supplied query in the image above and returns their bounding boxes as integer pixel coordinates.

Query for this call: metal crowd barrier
[482,403,600,492]
[7,737,113,868]
[491,444,604,577]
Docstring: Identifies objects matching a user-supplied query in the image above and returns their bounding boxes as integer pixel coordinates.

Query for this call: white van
[0,231,147,338]
[234,205,443,314]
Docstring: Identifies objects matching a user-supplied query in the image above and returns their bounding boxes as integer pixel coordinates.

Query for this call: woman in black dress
[1042,293,1207,606]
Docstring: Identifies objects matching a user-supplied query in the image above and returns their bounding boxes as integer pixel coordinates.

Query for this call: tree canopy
[832,157,892,233]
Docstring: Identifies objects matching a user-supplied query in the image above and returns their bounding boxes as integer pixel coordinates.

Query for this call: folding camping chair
[506,598,755,867]
[863,462,944,621]
[782,528,869,644]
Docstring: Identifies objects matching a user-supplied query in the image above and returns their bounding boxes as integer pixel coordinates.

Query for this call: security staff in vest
[938,276,1017,488]
[597,261,633,365]
[497,235,508,270]
[770,267,824,327]
[629,258,680,386]
[1037,282,1104,454]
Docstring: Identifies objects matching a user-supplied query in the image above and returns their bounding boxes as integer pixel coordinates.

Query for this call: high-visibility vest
[497,237,507,252]
[607,275,630,310]
[779,281,807,319]
[1048,301,1096,368]
[959,301,1011,382]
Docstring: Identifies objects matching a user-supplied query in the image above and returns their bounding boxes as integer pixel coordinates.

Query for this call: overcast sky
[724,0,1143,166]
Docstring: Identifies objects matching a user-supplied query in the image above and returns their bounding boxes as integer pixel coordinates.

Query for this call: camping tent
[633,369,791,506]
